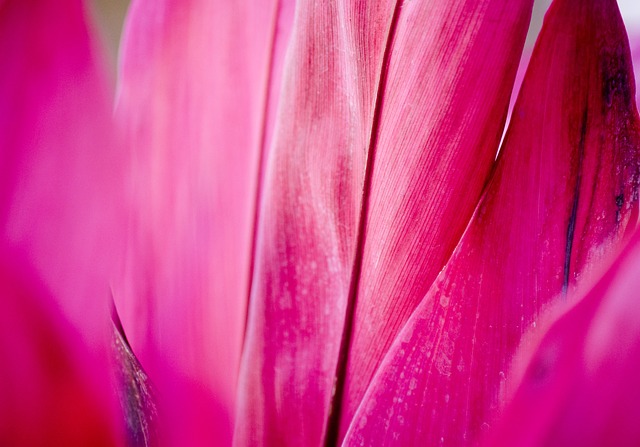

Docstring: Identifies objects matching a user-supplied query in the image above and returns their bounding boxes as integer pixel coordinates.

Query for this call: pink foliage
[4,0,640,445]
[488,230,640,446]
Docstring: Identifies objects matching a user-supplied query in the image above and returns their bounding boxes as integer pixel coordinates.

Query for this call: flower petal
[0,0,126,346]
[235,0,533,444]
[114,0,294,423]
[344,0,640,444]
[487,228,640,446]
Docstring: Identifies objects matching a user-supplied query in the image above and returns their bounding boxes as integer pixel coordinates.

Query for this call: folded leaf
[0,257,123,446]
[0,0,126,346]
[344,0,640,444]
[487,228,640,446]
[235,1,533,445]
[115,0,294,424]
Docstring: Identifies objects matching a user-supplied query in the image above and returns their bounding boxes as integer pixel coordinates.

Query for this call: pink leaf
[487,228,640,446]
[0,257,123,446]
[235,1,533,445]
[344,0,640,445]
[0,0,126,346]
[114,0,294,431]
[0,0,130,442]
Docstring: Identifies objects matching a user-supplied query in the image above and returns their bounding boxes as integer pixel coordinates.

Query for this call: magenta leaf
[487,229,640,446]
[235,0,534,445]
[343,0,640,445]
[0,0,137,443]
[0,257,123,446]
[115,0,294,431]
[0,0,126,347]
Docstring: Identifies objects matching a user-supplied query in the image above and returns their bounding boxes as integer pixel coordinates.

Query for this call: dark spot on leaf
[616,193,624,223]
[527,342,560,387]
[528,357,551,385]
[602,52,632,109]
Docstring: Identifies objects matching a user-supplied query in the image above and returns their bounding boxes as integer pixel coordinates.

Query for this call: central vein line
[323,2,403,445]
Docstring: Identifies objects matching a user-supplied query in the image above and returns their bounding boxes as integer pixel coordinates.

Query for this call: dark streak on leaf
[602,52,632,109]
[615,193,624,223]
[111,300,159,447]
[563,108,588,296]
[323,2,404,446]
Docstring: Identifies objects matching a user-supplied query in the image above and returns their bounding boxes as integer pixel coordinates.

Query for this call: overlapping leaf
[487,228,640,446]
[343,0,640,445]
[235,1,534,445]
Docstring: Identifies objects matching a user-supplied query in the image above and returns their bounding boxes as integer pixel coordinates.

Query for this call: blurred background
[90,0,130,74]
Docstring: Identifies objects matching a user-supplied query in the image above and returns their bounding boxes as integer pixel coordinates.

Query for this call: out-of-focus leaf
[344,0,640,444]
[0,257,123,446]
[487,229,640,446]
[235,1,534,445]
[115,0,294,431]
[0,0,126,346]
[0,0,129,443]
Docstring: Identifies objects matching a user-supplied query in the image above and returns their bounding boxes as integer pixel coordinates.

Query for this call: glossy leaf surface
[345,0,640,444]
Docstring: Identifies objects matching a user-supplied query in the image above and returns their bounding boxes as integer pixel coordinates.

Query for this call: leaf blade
[0,0,125,347]
[114,0,294,424]
[487,228,640,446]
[344,0,640,444]
[236,1,534,444]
